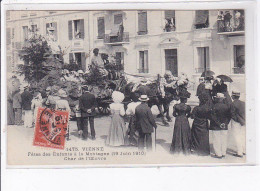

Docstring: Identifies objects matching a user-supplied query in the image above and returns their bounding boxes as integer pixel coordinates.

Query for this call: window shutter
[6,28,11,45]
[69,53,73,64]
[205,47,210,69]
[53,22,58,41]
[81,52,86,71]
[46,23,50,35]
[12,28,15,39]
[98,17,105,38]
[165,10,175,19]
[144,50,149,72]
[80,19,85,39]
[23,26,28,41]
[138,11,147,34]
[114,14,123,25]
[195,10,209,25]
[68,20,72,40]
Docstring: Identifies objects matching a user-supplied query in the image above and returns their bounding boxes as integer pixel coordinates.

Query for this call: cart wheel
[98,106,110,115]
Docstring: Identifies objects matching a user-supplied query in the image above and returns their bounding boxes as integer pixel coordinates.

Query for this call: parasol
[201,70,215,77]
[216,75,233,82]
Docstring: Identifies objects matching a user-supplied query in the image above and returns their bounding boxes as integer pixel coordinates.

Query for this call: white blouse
[126,102,141,115]
[110,103,125,116]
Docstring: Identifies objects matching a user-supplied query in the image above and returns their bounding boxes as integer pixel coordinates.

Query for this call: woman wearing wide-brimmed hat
[170,90,192,155]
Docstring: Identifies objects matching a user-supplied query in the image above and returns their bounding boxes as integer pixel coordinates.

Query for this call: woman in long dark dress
[191,93,211,156]
[170,92,191,154]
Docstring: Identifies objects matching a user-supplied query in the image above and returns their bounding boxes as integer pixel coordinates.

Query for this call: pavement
[6,112,246,166]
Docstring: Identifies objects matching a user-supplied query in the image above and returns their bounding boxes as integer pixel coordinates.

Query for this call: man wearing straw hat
[137,78,168,125]
[135,95,157,151]
[230,90,246,157]
[209,93,231,159]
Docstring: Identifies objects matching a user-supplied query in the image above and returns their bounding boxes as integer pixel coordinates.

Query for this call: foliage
[18,34,54,83]
[63,63,80,71]
[84,65,106,86]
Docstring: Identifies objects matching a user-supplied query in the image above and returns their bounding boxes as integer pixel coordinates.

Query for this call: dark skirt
[7,101,15,125]
[191,118,210,156]
[127,115,138,146]
[170,116,191,154]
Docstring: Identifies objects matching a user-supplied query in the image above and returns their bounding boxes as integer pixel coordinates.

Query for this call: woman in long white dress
[106,91,129,146]
[31,92,43,126]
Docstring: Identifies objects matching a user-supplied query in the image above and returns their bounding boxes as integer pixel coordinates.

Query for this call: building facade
[6,10,245,96]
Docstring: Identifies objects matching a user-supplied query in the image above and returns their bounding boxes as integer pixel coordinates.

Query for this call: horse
[110,74,180,124]
[122,80,171,125]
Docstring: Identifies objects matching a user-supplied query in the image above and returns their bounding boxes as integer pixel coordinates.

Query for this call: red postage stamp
[33,107,69,150]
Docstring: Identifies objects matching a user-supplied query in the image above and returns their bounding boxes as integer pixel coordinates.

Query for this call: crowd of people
[217,10,245,32]
[7,47,245,159]
[185,76,245,158]
[74,75,245,158]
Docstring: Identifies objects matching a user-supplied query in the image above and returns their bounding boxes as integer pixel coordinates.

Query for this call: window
[164,10,176,32]
[46,22,58,41]
[196,47,210,73]
[69,52,86,70]
[195,10,209,29]
[68,19,85,40]
[115,52,124,70]
[22,26,28,41]
[31,24,37,33]
[97,17,105,39]
[233,45,245,74]
[165,49,178,76]
[138,11,148,35]
[139,50,149,73]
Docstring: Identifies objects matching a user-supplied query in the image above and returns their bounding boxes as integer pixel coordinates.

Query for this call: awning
[195,10,209,24]
[109,24,121,36]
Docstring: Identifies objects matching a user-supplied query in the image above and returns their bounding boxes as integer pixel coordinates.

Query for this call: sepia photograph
[5,9,248,166]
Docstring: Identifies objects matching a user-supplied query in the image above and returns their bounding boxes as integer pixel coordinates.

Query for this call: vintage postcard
[3,6,255,167]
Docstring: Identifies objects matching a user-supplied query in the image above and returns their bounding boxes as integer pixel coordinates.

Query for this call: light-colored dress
[31,98,43,124]
[55,99,71,113]
[106,103,129,146]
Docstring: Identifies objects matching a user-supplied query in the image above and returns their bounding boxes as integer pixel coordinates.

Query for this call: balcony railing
[195,68,210,73]
[138,68,149,73]
[217,11,245,35]
[104,32,129,44]
[233,67,245,74]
